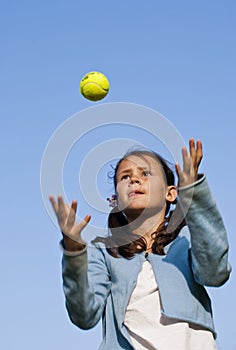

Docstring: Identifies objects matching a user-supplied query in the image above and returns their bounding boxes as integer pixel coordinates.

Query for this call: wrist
[62,234,86,252]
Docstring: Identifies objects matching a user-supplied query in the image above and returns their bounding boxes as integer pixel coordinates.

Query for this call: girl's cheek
[116,183,123,196]
[116,185,120,196]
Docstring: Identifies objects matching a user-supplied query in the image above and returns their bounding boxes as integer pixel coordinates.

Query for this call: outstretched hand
[175,138,203,188]
[49,195,91,251]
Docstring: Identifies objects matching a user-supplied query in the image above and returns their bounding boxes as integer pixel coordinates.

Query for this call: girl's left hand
[175,138,203,187]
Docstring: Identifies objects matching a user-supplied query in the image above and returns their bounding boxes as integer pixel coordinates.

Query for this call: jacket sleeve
[61,243,111,329]
[178,175,231,287]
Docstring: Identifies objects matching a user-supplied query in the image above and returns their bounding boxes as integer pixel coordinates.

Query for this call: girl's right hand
[49,195,91,251]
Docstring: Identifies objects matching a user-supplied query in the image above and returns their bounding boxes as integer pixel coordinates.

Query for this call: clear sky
[1,1,235,349]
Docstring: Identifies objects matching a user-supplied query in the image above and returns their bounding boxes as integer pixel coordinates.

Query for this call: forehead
[117,154,162,171]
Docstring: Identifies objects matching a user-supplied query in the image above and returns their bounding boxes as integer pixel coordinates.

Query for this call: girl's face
[116,155,176,219]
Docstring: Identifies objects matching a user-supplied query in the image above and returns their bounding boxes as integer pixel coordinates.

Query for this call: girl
[49,138,231,350]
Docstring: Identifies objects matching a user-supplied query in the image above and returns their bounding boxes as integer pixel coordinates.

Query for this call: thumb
[64,214,92,245]
[84,214,91,223]
[76,214,91,235]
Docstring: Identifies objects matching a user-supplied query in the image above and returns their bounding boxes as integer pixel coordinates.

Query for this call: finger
[57,195,68,224]
[57,195,65,211]
[67,204,77,228]
[84,214,91,223]
[71,200,77,213]
[175,163,181,177]
[182,147,191,173]
[175,163,185,186]
[196,139,203,165]
[189,138,196,159]
[76,214,91,233]
[49,195,58,213]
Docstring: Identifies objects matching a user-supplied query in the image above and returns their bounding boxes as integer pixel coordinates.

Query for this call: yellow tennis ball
[80,71,110,101]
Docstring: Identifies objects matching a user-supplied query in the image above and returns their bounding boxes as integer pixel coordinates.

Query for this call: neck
[127,209,166,250]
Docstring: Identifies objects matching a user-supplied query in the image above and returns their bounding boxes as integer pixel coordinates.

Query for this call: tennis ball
[80,71,110,101]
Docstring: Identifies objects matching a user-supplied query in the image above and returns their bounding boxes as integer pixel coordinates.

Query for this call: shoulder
[87,241,107,258]
[164,226,191,254]
[87,241,118,264]
[178,225,191,240]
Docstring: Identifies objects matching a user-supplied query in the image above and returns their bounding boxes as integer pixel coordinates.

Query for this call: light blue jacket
[61,176,231,349]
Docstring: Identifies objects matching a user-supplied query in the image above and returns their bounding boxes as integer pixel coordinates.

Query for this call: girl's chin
[121,203,147,212]
[123,207,146,218]
[125,198,148,208]
[123,206,162,220]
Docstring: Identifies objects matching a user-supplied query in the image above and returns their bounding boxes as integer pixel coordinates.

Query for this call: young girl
[49,138,231,350]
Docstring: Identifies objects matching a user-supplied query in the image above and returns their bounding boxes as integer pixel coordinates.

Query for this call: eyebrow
[117,166,150,176]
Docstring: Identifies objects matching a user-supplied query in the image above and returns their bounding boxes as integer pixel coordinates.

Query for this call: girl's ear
[166,186,178,203]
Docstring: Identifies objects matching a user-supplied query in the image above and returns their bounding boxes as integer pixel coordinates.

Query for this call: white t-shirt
[124,261,217,350]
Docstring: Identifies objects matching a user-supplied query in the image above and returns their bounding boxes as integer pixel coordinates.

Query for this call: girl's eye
[143,170,151,177]
[121,174,130,181]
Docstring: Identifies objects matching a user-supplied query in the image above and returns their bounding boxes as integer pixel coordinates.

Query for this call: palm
[175,138,203,187]
[49,195,91,247]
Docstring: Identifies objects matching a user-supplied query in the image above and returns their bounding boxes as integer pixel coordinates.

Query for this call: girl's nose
[130,174,142,184]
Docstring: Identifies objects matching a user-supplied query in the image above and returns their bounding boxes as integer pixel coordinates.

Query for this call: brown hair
[92,150,186,258]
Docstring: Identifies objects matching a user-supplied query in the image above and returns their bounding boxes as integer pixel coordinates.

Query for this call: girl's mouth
[128,190,144,198]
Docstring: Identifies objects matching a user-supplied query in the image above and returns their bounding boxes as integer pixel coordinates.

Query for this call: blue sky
[1,1,235,349]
